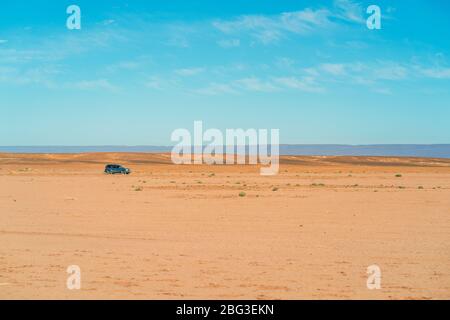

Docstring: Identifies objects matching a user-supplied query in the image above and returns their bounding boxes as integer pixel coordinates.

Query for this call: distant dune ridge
[1,145,450,158]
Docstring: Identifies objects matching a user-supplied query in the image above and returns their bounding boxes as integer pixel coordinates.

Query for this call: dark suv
[104,164,131,175]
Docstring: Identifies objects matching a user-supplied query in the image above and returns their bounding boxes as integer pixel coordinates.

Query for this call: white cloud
[194,83,238,95]
[174,67,204,76]
[234,77,278,92]
[420,67,450,79]
[144,76,180,90]
[254,29,283,44]
[101,19,116,26]
[213,15,274,34]
[0,65,59,87]
[372,87,392,95]
[213,8,334,44]
[105,61,141,74]
[310,61,409,83]
[194,75,325,95]
[145,77,164,90]
[321,63,346,75]
[333,0,365,23]
[72,79,117,91]
[374,65,407,80]
[217,39,240,48]
[212,1,365,45]
[275,57,296,69]
[280,8,333,33]
[274,76,324,93]
[166,25,194,48]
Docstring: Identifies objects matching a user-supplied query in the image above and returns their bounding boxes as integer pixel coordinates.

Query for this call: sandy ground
[0,153,449,300]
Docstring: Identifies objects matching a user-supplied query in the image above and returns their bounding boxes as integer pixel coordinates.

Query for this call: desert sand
[0,153,449,300]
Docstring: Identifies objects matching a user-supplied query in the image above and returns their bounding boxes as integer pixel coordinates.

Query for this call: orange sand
[0,153,449,299]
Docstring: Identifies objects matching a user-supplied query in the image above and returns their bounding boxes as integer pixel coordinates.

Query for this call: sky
[0,0,449,146]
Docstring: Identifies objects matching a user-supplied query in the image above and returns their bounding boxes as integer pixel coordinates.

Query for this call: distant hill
[1,145,450,158]
[279,145,450,158]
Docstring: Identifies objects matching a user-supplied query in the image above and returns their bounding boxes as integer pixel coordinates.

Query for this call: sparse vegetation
[239,192,246,197]
[395,174,402,178]
[272,187,279,192]
[134,186,143,191]
[418,186,424,189]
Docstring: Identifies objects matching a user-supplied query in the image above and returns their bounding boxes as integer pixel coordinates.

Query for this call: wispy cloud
[212,1,365,45]
[0,65,59,87]
[217,39,240,48]
[333,0,365,23]
[321,63,346,76]
[71,79,118,91]
[174,67,204,76]
[374,63,408,80]
[306,61,411,83]
[193,82,238,95]
[100,19,116,26]
[194,74,324,95]
[165,24,195,48]
[234,77,278,92]
[274,76,325,93]
[419,67,450,79]
[144,76,181,91]
[145,77,165,90]
[213,8,332,44]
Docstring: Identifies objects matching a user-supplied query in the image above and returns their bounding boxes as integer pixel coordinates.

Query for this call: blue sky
[1,0,449,145]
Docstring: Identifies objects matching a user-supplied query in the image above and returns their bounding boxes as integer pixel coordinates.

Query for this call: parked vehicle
[104,164,131,175]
